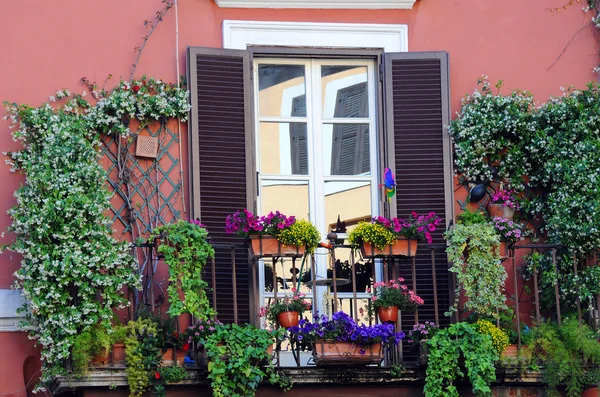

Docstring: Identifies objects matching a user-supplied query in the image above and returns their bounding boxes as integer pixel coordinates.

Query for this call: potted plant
[111,324,128,365]
[444,212,507,318]
[348,212,442,258]
[260,289,311,328]
[368,278,424,324]
[71,325,112,376]
[203,323,291,397]
[185,318,224,367]
[161,330,190,366]
[474,319,510,357]
[407,321,439,365]
[491,216,524,258]
[124,318,163,397]
[288,311,404,366]
[152,219,215,319]
[225,210,320,257]
[488,189,520,220]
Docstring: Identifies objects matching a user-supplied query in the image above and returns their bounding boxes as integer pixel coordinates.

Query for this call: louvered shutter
[187,47,255,324]
[290,95,308,175]
[382,52,454,330]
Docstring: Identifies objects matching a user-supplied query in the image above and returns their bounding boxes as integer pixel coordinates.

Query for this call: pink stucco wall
[0,0,596,393]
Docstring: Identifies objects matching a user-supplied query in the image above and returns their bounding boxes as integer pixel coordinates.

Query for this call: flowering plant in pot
[368,278,424,323]
[408,321,439,365]
[225,210,320,256]
[185,318,224,367]
[348,212,442,257]
[492,216,524,257]
[259,288,311,328]
[489,189,520,219]
[288,312,404,365]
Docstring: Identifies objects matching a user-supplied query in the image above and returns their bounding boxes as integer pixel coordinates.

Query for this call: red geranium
[182,343,190,351]
[155,372,161,380]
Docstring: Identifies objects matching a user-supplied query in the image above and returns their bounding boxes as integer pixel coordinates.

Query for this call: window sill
[214,0,417,9]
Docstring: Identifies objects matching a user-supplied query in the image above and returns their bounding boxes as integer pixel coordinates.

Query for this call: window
[187,47,454,327]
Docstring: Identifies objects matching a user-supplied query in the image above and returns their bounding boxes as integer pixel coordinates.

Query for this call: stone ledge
[50,366,548,395]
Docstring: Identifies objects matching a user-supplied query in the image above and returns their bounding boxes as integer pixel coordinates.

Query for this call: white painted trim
[0,289,24,332]
[223,21,408,53]
[216,0,416,9]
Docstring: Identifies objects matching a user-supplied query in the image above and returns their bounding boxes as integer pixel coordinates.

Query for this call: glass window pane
[321,66,369,119]
[324,181,372,236]
[260,180,309,221]
[259,122,308,175]
[263,259,313,295]
[322,123,370,176]
[258,64,306,118]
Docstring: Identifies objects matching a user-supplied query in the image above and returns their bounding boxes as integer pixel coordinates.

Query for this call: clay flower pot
[377,306,399,324]
[92,348,109,366]
[312,340,383,366]
[502,344,518,358]
[277,311,299,328]
[161,348,186,366]
[112,343,125,365]
[250,235,304,257]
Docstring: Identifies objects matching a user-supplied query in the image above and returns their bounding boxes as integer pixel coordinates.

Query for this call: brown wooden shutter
[382,52,454,329]
[187,47,255,324]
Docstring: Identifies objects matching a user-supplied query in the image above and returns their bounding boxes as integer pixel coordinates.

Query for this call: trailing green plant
[152,219,215,319]
[445,221,507,317]
[124,318,162,397]
[2,94,141,386]
[456,209,488,226]
[526,318,600,396]
[204,324,291,397]
[424,322,498,397]
[277,219,321,253]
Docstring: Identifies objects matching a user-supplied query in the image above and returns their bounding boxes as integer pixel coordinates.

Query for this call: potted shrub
[474,319,510,357]
[185,318,224,367]
[491,216,524,258]
[488,189,520,220]
[71,325,112,376]
[407,321,439,365]
[161,331,190,366]
[111,325,128,365]
[124,318,163,397]
[225,210,320,257]
[152,219,215,319]
[288,311,404,366]
[444,211,507,318]
[260,289,311,328]
[368,277,424,324]
[348,212,442,258]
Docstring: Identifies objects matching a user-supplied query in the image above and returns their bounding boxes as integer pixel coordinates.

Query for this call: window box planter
[360,238,418,258]
[311,340,383,366]
[250,235,305,257]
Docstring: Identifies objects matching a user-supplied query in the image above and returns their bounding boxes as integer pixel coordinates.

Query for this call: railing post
[412,256,418,324]
[574,254,582,325]
[512,255,521,346]
[431,248,439,326]
[351,251,358,321]
[532,249,541,325]
[231,247,238,324]
[552,248,561,326]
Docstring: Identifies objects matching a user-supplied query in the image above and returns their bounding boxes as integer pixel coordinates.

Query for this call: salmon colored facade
[0,0,597,394]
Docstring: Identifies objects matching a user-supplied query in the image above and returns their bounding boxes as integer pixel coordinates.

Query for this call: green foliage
[152,366,188,397]
[475,320,509,355]
[124,318,162,397]
[263,292,311,325]
[445,222,507,317]
[204,324,291,397]
[152,220,215,319]
[348,222,395,250]
[424,322,498,397]
[527,319,600,396]
[72,325,112,377]
[449,79,600,255]
[111,325,128,345]
[2,95,140,385]
[277,219,321,254]
[457,210,488,226]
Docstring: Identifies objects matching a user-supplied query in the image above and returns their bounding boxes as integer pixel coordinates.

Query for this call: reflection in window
[258,64,306,118]
[260,180,309,221]
[322,66,369,119]
[259,122,308,175]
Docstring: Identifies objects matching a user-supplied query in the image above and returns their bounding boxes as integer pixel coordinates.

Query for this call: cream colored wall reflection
[260,182,309,221]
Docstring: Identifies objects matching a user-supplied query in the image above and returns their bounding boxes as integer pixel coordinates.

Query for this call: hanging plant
[151,219,215,319]
[445,215,507,317]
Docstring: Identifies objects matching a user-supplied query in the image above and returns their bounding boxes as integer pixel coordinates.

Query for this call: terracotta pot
[92,348,109,366]
[161,348,186,366]
[377,306,399,324]
[312,340,383,366]
[502,344,519,358]
[250,235,305,257]
[582,387,599,397]
[277,311,299,328]
[361,238,418,258]
[488,203,515,220]
[112,343,125,365]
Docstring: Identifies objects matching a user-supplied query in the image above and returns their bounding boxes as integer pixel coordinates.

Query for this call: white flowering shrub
[1,78,191,385]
